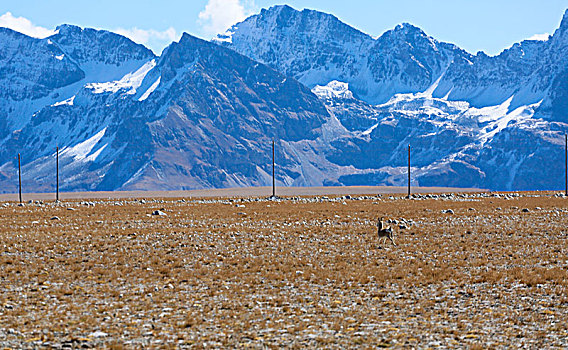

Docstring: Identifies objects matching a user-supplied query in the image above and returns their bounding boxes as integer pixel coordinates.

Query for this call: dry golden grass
[0,191,567,348]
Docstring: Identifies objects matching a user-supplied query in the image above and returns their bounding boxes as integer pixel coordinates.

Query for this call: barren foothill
[0,191,567,348]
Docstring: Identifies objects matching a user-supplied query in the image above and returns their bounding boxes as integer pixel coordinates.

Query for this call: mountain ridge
[0,26,336,192]
[0,7,567,192]
[217,6,568,110]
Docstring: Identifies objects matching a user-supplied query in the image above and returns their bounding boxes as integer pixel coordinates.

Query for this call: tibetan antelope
[377,217,396,246]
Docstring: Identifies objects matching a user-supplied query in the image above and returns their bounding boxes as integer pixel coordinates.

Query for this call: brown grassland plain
[0,192,567,348]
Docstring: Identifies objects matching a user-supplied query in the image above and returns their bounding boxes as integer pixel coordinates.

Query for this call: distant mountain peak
[245,4,364,36]
[384,22,430,42]
[394,22,424,33]
[52,23,143,46]
[161,32,209,58]
[263,4,295,13]
[54,23,82,33]
[49,24,155,66]
[53,24,120,39]
[262,4,338,19]
[179,31,203,44]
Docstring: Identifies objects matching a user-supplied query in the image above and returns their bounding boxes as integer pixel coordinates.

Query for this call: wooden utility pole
[272,138,275,198]
[18,153,22,204]
[565,133,567,196]
[407,144,411,198]
[56,146,59,202]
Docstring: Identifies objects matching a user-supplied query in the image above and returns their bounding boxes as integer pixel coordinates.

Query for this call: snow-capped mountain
[0,25,155,136]
[0,25,157,192]
[0,31,335,192]
[217,5,562,109]
[314,80,565,190]
[215,5,470,105]
[1,6,567,193]
[215,5,568,191]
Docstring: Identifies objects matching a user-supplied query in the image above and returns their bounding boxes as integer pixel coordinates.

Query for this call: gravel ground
[0,191,567,348]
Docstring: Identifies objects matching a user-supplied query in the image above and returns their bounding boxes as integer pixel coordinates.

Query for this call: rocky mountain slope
[313,81,565,190]
[0,25,154,134]
[1,6,567,192]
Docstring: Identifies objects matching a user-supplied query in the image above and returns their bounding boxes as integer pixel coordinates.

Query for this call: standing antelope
[377,217,396,246]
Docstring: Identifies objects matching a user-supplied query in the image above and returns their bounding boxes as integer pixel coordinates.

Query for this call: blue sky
[1,0,568,55]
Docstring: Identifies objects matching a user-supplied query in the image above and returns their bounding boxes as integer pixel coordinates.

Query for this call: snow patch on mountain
[312,81,354,100]
[52,96,75,107]
[85,143,108,163]
[3,58,154,132]
[85,59,157,94]
[60,127,107,161]
[471,97,543,145]
[138,76,161,101]
[361,123,378,136]
[421,67,448,98]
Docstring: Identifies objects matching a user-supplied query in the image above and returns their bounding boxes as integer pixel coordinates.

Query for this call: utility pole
[565,133,567,197]
[407,144,411,198]
[272,138,275,198]
[56,146,59,202]
[18,153,22,204]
